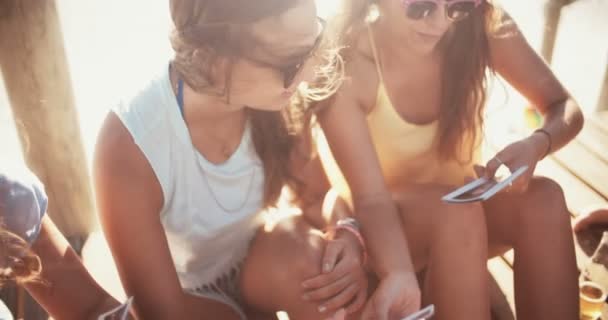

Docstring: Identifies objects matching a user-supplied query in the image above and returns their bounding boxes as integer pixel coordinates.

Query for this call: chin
[407,32,443,55]
[408,40,441,56]
[248,102,287,112]
[416,43,439,55]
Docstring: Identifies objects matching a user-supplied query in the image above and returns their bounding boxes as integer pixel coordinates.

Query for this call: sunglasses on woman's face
[400,0,482,22]
[279,18,326,88]
[246,18,325,89]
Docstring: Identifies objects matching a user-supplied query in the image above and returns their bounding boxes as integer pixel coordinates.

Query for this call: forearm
[301,189,352,230]
[26,217,120,319]
[83,295,125,320]
[531,98,584,158]
[354,194,414,278]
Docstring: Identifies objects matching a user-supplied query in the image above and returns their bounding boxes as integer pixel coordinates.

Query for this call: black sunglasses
[248,18,326,89]
[401,0,482,22]
[280,18,326,88]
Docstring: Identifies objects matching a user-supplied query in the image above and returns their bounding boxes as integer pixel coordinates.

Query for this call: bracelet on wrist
[329,218,368,266]
[533,128,552,159]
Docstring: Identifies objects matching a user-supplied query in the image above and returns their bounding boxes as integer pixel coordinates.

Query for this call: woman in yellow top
[315,0,584,319]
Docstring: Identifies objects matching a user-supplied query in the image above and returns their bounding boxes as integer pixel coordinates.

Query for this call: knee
[517,177,570,227]
[270,218,324,279]
[527,176,566,203]
[439,201,487,237]
[240,217,324,310]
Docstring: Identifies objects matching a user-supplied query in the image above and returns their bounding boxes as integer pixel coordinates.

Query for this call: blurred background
[0,1,607,319]
[1,0,607,171]
[0,0,606,171]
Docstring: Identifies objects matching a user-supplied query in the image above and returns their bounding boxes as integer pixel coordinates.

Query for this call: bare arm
[24,216,121,320]
[289,129,351,229]
[316,58,413,277]
[93,113,239,320]
[490,15,584,159]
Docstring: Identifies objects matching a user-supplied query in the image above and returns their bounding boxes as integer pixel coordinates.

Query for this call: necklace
[172,69,257,214]
[194,155,256,214]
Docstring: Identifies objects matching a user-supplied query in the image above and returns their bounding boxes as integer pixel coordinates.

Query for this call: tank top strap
[365,22,385,83]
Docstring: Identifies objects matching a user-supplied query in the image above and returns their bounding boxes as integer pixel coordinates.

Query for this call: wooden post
[0,1,95,238]
[598,63,608,111]
[541,0,568,63]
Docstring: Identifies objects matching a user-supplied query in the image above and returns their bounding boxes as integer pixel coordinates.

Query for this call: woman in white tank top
[93,1,368,319]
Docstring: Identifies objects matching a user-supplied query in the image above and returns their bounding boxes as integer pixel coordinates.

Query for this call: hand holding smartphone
[442,166,529,203]
[401,304,435,320]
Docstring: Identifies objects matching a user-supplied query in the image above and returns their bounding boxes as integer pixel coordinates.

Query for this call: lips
[416,31,442,39]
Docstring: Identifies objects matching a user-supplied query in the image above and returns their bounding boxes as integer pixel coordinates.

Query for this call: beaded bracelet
[332,218,368,266]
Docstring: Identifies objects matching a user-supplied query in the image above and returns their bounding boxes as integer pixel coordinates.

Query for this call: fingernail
[319,305,327,313]
[323,263,332,273]
[302,282,309,288]
[302,294,310,301]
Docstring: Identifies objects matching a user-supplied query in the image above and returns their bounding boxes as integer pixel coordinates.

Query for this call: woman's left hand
[301,230,368,316]
[479,133,550,194]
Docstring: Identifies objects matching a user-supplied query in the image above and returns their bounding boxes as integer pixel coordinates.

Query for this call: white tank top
[112,64,265,290]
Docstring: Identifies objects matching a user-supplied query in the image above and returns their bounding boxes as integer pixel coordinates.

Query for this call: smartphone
[401,304,435,320]
[442,166,529,203]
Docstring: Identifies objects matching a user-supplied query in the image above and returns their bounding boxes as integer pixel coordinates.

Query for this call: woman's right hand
[301,229,369,316]
[361,271,421,320]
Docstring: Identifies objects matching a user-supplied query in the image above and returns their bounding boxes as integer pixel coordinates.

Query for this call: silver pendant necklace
[194,155,256,214]
[173,69,257,214]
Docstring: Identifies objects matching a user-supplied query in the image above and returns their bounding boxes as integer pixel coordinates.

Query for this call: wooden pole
[541,0,567,63]
[598,62,608,111]
[0,1,95,238]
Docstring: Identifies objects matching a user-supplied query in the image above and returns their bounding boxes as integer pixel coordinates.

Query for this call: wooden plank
[538,156,607,212]
[552,139,608,199]
[488,258,516,317]
[597,63,608,111]
[590,111,608,134]
[552,0,608,114]
[540,0,569,63]
[0,1,96,237]
[576,120,608,164]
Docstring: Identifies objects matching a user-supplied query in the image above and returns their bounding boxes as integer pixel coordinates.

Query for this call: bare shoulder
[486,9,528,58]
[93,112,163,214]
[339,31,380,114]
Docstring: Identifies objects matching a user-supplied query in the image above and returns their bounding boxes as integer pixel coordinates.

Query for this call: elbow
[569,99,585,136]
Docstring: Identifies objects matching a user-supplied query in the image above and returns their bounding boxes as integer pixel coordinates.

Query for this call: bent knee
[516,177,570,226]
[527,176,565,202]
[240,217,324,310]
[439,201,487,233]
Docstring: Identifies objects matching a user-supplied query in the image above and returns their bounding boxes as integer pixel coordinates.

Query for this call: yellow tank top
[317,24,478,199]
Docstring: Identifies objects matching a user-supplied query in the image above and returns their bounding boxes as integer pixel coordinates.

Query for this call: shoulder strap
[365,22,384,82]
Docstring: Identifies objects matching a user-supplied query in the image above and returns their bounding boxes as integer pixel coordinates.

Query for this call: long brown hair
[0,226,42,285]
[336,0,502,162]
[169,0,343,207]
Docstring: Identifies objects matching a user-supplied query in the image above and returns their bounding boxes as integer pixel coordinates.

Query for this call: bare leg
[240,215,337,320]
[393,184,490,320]
[484,177,578,320]
[240,183,491,320]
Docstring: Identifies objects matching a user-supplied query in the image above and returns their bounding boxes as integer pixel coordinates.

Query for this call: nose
[426,3,452,33]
